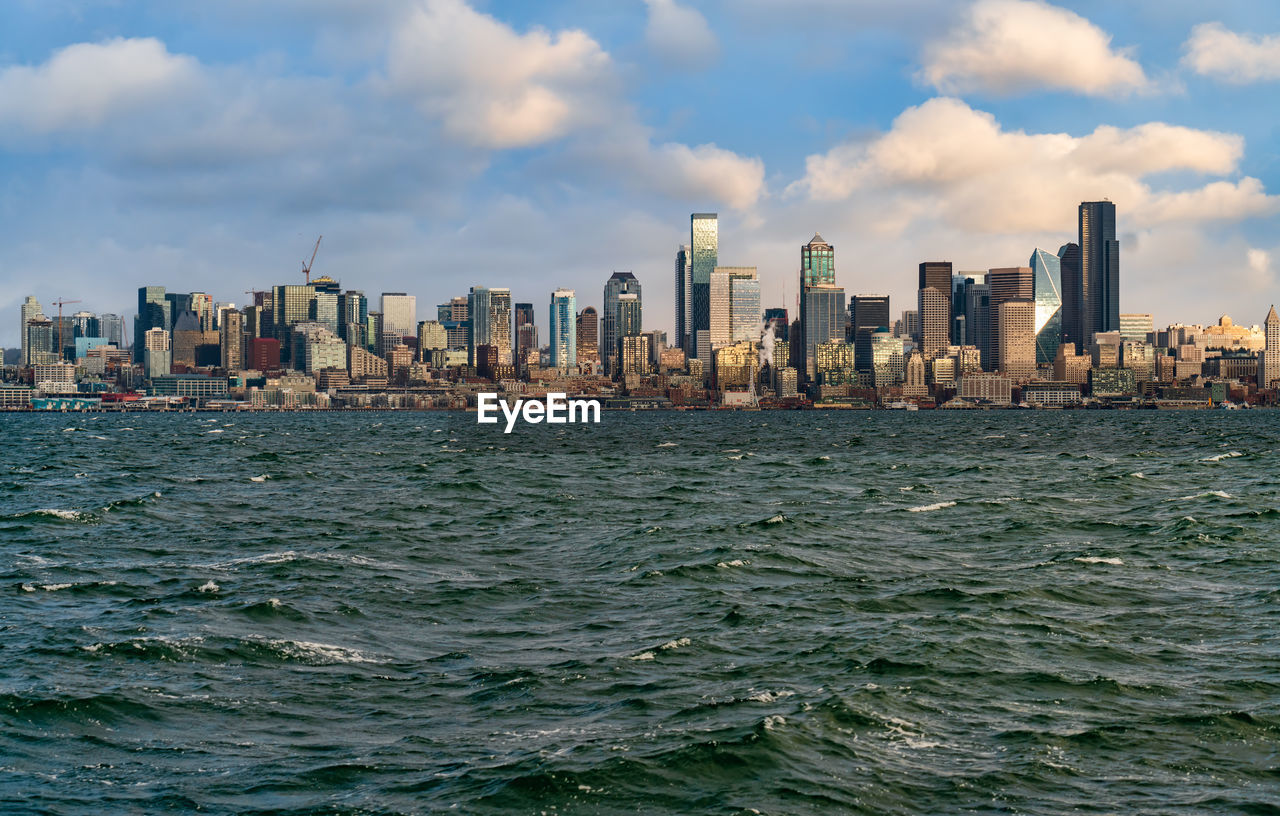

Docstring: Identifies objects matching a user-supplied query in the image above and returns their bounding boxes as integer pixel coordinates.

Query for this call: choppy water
[3,411,1279,814]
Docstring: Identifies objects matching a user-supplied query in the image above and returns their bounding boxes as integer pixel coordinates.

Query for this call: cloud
[788,97,1274,233]
[0,38,198,132]
[384,0,613,149]
[1183,22,1280,84]
[644,0,720,70]
[1247,248,1274,290]
[919,0,1148,96]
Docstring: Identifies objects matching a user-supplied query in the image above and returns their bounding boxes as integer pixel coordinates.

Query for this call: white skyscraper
[380,293,417,339]
[550,289,576,370]
[1262,305,1280,389]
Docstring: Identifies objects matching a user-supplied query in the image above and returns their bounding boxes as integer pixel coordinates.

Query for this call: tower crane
[302,236,322,284]
[51,299,81,362]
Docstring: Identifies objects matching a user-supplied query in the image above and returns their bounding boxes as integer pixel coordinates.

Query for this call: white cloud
[1247,248,1274,290]
[1183,22,1280,84]
[789,97,1274,233]
[644,0,720,70]
[385,0,613,149]
[920,0,1148,96]
[0,38,198,132]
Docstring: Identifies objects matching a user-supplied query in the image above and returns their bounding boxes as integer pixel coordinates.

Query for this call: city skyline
[4,1,1280,348]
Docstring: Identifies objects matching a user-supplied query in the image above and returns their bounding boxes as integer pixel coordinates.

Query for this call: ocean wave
[1074,556,1124,565]
[1203,451,1243,462]
[906,501,956,513]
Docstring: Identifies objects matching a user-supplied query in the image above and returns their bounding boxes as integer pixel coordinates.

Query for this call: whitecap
[1074,556,1123,565]
[763,513,785,524]
[727,454,744,460]
[40,583,73,591]
[747,689,794,703]
[716,559,750,568]
[907,501,956,513]
[763,715,786,730]
[1174,490,1232,501]
[629,651,656,661]
[197,580,219,593]
[655,442,678,448]
[262,638,376,664]
[205,429,224,434]
[1203,451,1243,462]
[249,475,268,482]
[659,637,691,651]
[34,509,85,520]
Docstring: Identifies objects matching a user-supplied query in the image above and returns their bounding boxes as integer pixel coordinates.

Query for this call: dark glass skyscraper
[1057,242,1082,353]
[514,302,535,370]
[603,271,641,376]
[850,294,889,372]
[1030,248,1062,365]
[1079,201,1119,343]
[690,213,717,359]
[674,245,691,352]
[134,286,170,364]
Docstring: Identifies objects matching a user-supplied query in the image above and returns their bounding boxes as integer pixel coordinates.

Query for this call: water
[2,411,1279,814]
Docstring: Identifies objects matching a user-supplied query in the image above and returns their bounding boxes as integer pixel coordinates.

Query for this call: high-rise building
[489,288,512,366]
[675,245,692,351]
[1030,248,1063,366]
[951,274,983,346]
[143,327,171,379]
[1262,306,1280,389]
[603,271,641,375]
[514,303,536,371]
[380,293,417,339]
[339,291,368,348]
[25,317,55,366]
[690,213,718,359]
[986,267,1033,375]
[1080,200,1120,343]
[135,286,169,364]
[220,309,243,371]
[1058,242,1082,352]
[98,313,125,349]
[467,286,492,367]
[962,283,991,369]
[850,295,889,372]
[918,261,953,358]
[617,293,642,361]
[189,293,214,332]
[310,292,339,335]
[1119,313,1153,343]
[576,306,599,368]
[418,321,448,353]
[20,296,43,366]
[550,289,577,370]
[764,308,789,342]
[800,284,846,382]
[997,300,1037,381]
[272,284,316,363]
[710,267,758,346]
[801,233,835,286]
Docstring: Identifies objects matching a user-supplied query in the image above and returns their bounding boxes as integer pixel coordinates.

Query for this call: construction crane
[302,235,322,284]
[51,299,81,362]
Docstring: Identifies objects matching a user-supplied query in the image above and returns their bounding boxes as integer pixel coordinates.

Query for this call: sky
[3,0,1280,346]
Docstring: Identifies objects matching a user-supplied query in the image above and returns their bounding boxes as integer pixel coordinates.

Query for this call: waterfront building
[550,289,577,370]
[348,344,388,380]
[1121,341,1156,382]
[1092,331,1122,369]
[1090,367,1137,397]
[930,356,956,388]
[774,367,798,398]
[1053,343,1091,385]
[870,329,904,387]
[690,213,718,359]
[1080,200,1120,343]
[956,372,1012,404]
[713,341,756,390]
[1262,306,1280,389]
[1023,381,1083,407]
[1030,249,1062,365]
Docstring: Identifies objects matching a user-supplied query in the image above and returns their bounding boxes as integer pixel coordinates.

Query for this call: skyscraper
[918,261,953,359]
[467,286,492,367]
[220,309,243,371]
[514,302,536,371]
[550,289,577,370]
[1262,306,1280,389]
[380,293,417,339]
[339,291,368,348]
[1030,248,1062,365]
[135,286,169,364]
[674,245,691,352]
[801,285,846,382]
[801,233,835,286]
[603,271,641,376]
[1080,200,1120,343]
[616,293,642,355]
[489,288,512,365]
[1058,242,1082,352]
[20,296,42,366]
[690,213,718,360]
[986,267,1033,374]
[710,267,758,346]
[997,300,1037,381]
[99,313,125,349]
[850,294,890,372]
[576,306,599,367]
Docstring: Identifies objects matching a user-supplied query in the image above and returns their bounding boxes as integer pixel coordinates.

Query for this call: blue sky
[3,0,1280,345]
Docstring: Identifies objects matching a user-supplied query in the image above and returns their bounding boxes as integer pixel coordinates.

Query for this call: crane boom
[303,235,322,284]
